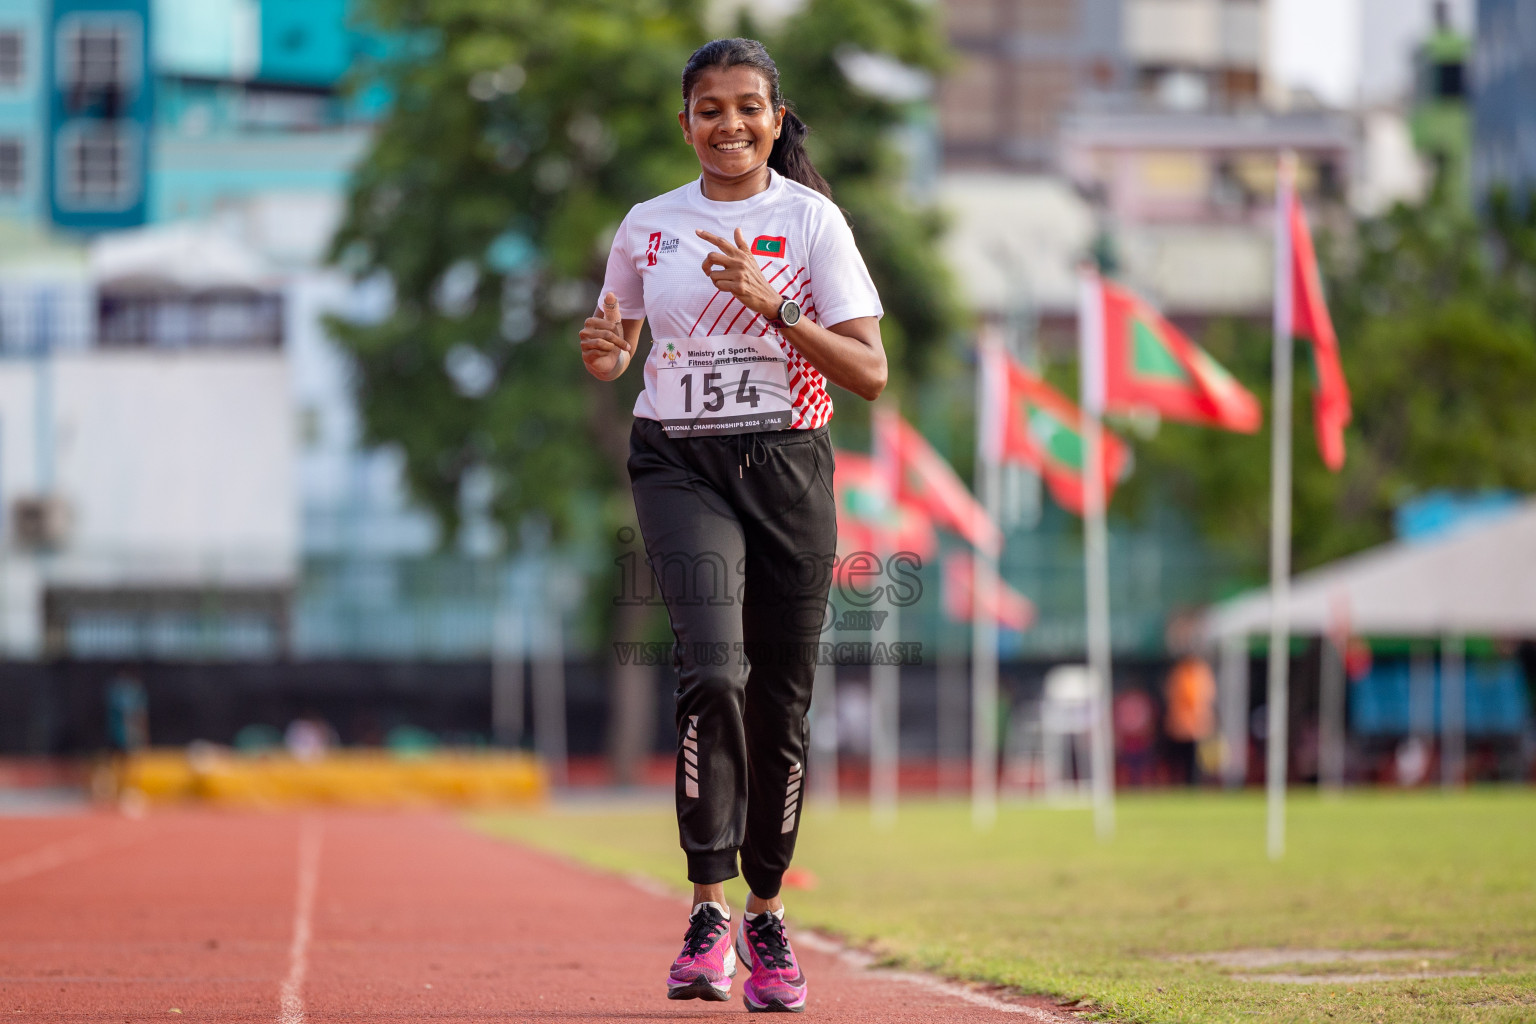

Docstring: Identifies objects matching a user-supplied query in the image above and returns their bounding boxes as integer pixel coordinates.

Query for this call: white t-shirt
[598,169,883,432]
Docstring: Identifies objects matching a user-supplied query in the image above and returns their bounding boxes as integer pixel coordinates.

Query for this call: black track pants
[627,416,836,899]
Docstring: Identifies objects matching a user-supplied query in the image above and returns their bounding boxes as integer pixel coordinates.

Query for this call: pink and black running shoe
[736,910,808,1013]
[666,902,737,1001]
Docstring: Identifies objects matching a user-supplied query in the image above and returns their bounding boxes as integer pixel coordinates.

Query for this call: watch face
[779,299,801,326]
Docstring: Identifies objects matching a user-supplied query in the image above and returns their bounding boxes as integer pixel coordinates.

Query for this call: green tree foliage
[328,0,958,550]
[1121,189,1536,573]
[329,0,703,544]
[751,1,960,392]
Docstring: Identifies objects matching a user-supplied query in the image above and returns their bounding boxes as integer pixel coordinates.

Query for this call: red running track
[0,809,1075,1022]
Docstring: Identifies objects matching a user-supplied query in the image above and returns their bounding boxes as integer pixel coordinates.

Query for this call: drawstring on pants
[737,433,769,478]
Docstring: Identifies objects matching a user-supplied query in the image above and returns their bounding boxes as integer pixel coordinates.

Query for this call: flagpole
[1078,268,1115,841]
[1267,152,1297,861]
[972,333,1002,830]
[871,597,900,828]
[810,630,840,808]
[1319,598,1348,794]
[871,411,900,827]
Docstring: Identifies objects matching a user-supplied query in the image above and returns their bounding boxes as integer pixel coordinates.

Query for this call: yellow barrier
[120,749,547,807]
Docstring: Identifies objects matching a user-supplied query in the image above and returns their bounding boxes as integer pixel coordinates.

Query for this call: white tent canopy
[1204,498,1536,640]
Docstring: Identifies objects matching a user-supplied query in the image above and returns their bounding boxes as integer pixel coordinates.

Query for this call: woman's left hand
[697,228,784,320]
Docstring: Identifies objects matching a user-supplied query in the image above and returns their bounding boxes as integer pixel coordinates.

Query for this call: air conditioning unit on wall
[12,496,71,550]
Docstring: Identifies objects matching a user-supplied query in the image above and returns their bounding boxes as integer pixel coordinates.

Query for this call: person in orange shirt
[1164,655,1216,785]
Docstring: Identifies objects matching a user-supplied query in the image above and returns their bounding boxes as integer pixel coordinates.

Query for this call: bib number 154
[679,369,761,413]
[654,333,792,436]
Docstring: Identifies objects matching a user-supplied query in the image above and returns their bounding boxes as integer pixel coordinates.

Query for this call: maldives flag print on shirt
[598,169,883,431]
[750,235,787,257]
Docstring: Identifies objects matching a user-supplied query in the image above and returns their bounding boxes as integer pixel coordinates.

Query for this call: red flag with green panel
[1094,277,1262,433]
[996,357,1130,516]
[875,410,1003,556]
[832,450,936,582]
[941,552,1035,632]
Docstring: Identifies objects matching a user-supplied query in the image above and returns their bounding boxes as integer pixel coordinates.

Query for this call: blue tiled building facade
[0,0,370,233]
[0,0,47,221]
[47,0,153,231]
[1474,0,1536,208]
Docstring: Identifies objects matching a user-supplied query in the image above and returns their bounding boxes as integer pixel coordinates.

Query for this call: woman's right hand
[580,292,633,381]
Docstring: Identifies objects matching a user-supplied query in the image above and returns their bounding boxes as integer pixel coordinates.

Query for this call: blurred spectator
[285,717,337,763]
[105,675,149,754]
[1114,689,1157,787]
[385,725,439,757]
[837,682,871,756]
[1164,656,1216,785]
[233,724,283,754]
[1395,735,1433,786]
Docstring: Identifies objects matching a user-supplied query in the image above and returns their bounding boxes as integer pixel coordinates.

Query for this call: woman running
[578,36,886,1014]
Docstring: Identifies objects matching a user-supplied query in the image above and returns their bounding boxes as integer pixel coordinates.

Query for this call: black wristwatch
[768,298,801,329]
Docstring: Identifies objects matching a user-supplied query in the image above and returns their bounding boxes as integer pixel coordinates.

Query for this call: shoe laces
[747,914,794,970]
[681,907,726,957]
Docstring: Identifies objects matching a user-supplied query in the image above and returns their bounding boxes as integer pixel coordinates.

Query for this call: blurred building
[0,0,572,671]
[932,0,1497,326]
[939,0,1124,170]
[1360,0,1477,108]
[939,0,1268,172]
[0,0,373,230]
[1059,108,1354,317]
[1472,0,1536,208]
[0,2,47,222]
[1352,1,1485,217]
[0,226,294,658]
[0,0,393,661]
[932,0,1361,326]
[1409,1,1472,204]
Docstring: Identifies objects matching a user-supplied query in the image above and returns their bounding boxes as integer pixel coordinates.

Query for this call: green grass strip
[474,788,1536,1023]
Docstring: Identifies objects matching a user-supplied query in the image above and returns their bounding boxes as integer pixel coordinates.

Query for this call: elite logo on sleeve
[750,235,787,258]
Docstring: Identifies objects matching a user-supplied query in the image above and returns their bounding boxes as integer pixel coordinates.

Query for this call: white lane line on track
[0,829,138,886]
[278,818,322,1024]
[794,930,1066,1020]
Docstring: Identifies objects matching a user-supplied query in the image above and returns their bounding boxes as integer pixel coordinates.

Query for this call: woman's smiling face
[679,65,784,188]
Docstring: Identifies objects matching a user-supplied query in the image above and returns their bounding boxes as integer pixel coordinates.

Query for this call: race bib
[652,333,793,437]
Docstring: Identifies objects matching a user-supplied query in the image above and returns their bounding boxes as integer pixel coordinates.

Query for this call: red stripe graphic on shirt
[705,262,783,336]
[758,274,813,336]
[741,267,807,335]
[689,260,772,336]
[793,367,831,428]
[688,292,721,337]
[705,298,738,337]
[722,299,757,334]
[781,339,831,428]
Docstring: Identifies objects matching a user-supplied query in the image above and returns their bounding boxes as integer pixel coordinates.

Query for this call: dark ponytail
[681,38,834,201]
[770,109,833,200]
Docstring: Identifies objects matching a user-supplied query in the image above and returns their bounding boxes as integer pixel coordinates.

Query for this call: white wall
[0,349,296,587]
[937,173,1095,318]
[1270,0,1362,108]
[0,361,42,655]
[1125,0,1267,68]
[1354,109,1429,215]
